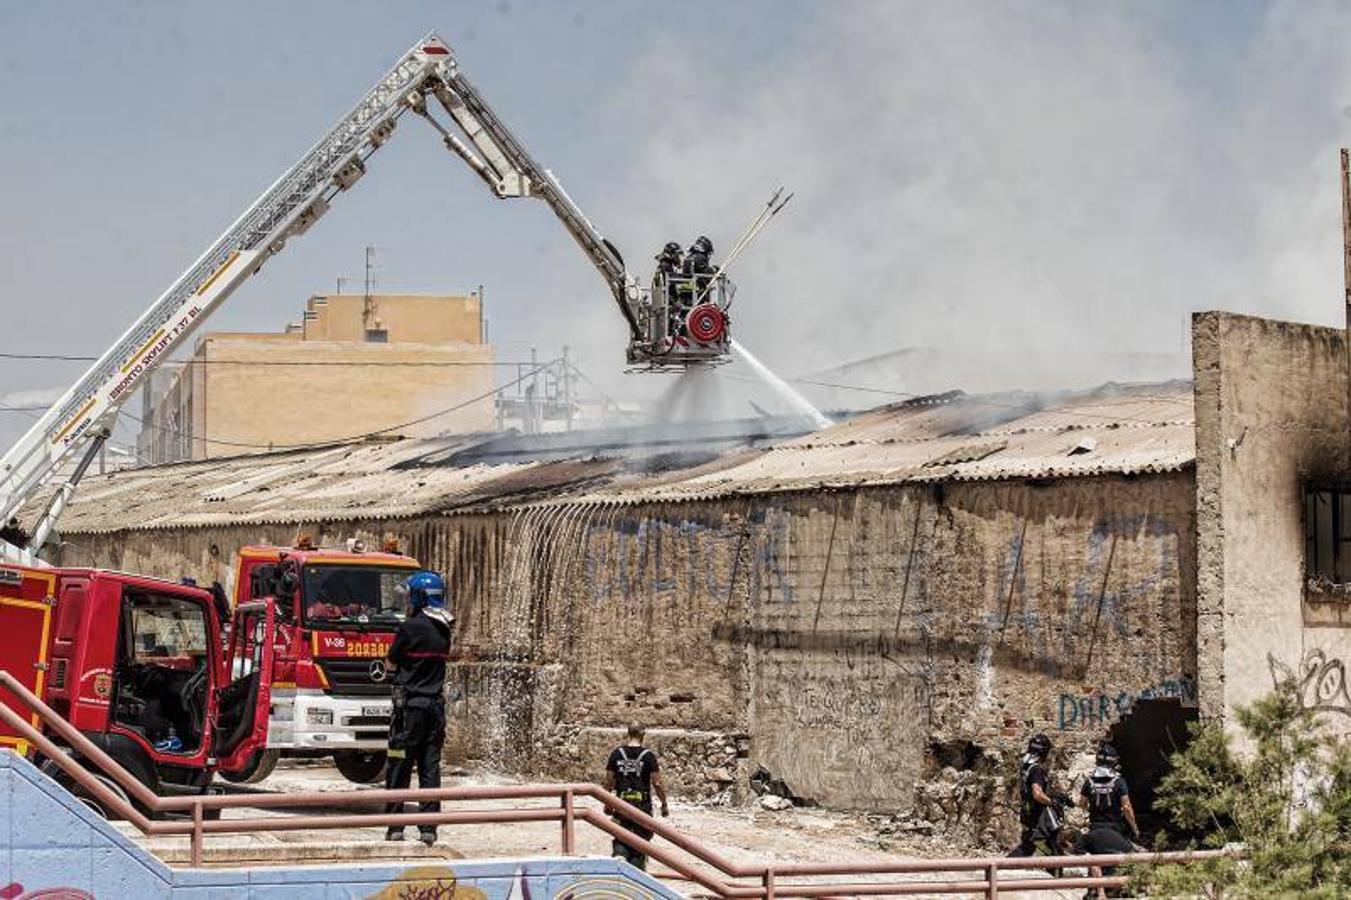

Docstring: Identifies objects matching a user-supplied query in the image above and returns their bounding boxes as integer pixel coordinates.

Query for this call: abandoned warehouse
[33,311,1351,845]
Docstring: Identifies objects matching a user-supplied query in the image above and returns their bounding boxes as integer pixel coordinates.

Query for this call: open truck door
[0,565,56,756]
[213,598,277,775]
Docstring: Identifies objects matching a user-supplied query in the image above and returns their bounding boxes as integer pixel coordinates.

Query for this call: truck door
[213,598,276,769]
[0,565,56,756]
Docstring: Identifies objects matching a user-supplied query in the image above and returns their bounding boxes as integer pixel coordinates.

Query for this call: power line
[789,377,911,397]
[122,361,559,453]
[0,352,534,368]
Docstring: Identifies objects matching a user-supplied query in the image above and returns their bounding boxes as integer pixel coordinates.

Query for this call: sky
[3,0,1351,452]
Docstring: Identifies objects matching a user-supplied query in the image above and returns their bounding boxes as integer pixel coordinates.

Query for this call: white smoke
[564,1,1351,404]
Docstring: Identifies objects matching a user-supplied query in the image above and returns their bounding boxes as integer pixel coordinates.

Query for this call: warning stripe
[51,397,96,444]
[120,328,166,374]
[195,250,241,298]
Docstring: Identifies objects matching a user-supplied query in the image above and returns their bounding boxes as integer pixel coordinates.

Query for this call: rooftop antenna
[364,245,376,331]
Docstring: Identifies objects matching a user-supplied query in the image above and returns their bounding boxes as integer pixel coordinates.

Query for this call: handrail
[0,671,1230,897]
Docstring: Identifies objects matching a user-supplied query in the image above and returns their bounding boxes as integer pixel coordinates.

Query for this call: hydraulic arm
[0,31,730,564]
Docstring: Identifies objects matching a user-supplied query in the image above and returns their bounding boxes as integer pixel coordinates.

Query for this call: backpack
[1086,766,1121,820]
[613,746,653,803]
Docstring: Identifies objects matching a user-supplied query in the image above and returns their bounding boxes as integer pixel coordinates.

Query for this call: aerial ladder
[0,32,733,565]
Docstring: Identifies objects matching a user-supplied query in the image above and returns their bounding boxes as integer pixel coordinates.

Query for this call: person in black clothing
[604,723,669,870]
[655,241,683,277]
[383,570,454,846]
[1009,733,1070,859]
[682,235,715,279]
[1074,744,1141,898]
[654,240,687,338]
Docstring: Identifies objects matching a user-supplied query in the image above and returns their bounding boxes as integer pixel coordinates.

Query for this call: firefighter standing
[384,570,454,846]
[655,240,683,277]
[655,240,687,338]
[682,235,715,280]
[604,723,669,870]
[1074,743,1141,898]
[1009,733,1070,858]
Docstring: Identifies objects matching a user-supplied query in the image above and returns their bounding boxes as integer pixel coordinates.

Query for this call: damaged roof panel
[34,381,1196,533]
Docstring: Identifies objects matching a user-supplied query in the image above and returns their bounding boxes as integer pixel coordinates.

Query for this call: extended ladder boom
[420,73,643,338]
[1,30,723,564]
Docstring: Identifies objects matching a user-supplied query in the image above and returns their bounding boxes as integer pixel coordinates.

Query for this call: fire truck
[221,543,421,784]
[0,563,277,811]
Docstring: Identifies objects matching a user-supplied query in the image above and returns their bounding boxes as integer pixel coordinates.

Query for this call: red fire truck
[0,563,276,812]
[224,542,420,784]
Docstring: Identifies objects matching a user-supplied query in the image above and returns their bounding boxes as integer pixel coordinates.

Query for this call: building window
[1305,487,1351,585]
[365,329,388,343]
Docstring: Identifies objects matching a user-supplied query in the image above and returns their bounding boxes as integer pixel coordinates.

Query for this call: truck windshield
[301,565,411,627]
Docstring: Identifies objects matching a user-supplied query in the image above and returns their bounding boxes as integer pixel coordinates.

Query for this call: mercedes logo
[369,660,388,683]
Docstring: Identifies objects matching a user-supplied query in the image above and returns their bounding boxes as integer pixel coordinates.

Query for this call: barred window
[1305,488,1351,584]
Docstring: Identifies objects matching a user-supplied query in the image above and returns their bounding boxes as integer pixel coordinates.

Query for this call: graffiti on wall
[583,510,793,605]
[2,886,91,900]
[986,515,1181,667]
[1268,649,1351,718]
[1056,676,1197,730]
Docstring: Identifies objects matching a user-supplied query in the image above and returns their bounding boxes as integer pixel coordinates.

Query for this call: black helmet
[691,235,713,255]
[1096,743,1120,767]
[661,241,681,255]
[1027,733,1052,758]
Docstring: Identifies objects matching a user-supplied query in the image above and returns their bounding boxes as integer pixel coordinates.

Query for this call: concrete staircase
[0,751,679,898]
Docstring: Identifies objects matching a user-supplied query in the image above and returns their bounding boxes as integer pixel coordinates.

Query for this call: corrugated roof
[37,381,1195,534]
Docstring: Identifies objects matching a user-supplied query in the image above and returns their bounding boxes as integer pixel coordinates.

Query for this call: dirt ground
[121,761,1096,898]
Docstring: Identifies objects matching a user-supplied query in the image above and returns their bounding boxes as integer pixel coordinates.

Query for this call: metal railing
[0,671,1228,897]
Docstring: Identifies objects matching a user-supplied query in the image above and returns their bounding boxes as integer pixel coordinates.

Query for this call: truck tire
[217,748,280,784]
[39,759,134,820]
[333,750,387,784]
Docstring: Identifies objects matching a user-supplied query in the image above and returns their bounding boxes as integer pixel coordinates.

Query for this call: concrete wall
[137,293,491,462]
[192,337,495,456]
[59,470,1198,842]
[1192,312,1351,737]
[0,751,674,898]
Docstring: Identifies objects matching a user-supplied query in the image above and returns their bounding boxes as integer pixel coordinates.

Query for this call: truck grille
[316,659,392,697]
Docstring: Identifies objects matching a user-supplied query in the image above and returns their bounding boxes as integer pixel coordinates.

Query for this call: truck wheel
[333,750,387,784]
[39,760,133,820]
[218,748,280,784]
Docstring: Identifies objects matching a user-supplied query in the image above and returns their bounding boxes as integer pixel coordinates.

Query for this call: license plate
[362,706,387,717]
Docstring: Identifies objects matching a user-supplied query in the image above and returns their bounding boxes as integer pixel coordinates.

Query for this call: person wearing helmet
[682,235,715,277]
[655,241,683,277]
[654,241,688,339]
[1009,733,1068,859]
[383,570,454,845]
[1074,743,1141,897]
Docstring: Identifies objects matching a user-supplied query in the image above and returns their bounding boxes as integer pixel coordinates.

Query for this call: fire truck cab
[224,542,420,784]
[0,563,275,812]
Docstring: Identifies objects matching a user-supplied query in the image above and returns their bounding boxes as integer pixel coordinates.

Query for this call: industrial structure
[38,311,1351,847]
[136,292,493,463]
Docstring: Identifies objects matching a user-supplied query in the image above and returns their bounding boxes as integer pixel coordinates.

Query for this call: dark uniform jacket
[388,608,452,701]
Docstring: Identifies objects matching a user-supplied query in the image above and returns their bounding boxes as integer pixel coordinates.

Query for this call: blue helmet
[406,571,446,610]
